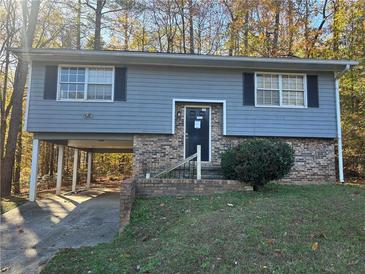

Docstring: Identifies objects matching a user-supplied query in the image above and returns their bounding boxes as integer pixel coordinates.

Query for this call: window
[58,66,114,101]
[282,75,304,106]
[255,73,306,107]
[256,74,280,106]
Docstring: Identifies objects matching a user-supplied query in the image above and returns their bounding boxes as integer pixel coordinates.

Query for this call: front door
[185,107,210,161]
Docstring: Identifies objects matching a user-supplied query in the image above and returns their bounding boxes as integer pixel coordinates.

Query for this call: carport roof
[11,48,358,72]
[34,132,133,153]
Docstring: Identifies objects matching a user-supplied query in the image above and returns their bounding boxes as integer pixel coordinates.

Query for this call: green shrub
[221,139,294,190]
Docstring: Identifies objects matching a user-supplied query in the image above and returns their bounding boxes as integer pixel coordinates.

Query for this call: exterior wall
[28,63,337,138]
[134,104,336,183]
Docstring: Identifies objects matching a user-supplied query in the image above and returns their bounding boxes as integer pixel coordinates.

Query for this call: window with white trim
[256,73,306,107]
[58,66,114,101]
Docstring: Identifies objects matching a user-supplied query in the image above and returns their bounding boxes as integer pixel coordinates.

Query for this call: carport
[28,133,133,201]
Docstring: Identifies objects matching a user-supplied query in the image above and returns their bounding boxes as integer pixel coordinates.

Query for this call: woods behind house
[0,0,364,197]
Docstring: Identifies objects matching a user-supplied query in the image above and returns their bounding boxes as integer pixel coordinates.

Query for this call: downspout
[334,64,350,183]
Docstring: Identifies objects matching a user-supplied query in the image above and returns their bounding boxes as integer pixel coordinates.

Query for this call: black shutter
[307,75,319,107]
[243,72,255,106]
[44,66,58,100]
[114,67,127,101]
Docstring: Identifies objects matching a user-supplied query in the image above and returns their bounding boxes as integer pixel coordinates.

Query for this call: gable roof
[11,48,358,72]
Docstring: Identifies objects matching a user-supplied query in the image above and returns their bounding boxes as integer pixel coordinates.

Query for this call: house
[12,48,357,201]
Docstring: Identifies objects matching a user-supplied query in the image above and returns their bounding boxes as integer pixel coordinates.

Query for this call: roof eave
[11,48,358,72]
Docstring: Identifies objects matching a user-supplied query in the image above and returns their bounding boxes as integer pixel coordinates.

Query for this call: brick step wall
[135,178,252,197]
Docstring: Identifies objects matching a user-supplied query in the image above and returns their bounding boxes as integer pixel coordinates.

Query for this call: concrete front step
[201,166,224,179]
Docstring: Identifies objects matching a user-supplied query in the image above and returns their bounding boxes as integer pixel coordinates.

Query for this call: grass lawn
[43,184,365,273]
[1,195,28,214]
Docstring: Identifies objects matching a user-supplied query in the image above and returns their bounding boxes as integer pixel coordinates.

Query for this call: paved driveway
[0,189,120,274]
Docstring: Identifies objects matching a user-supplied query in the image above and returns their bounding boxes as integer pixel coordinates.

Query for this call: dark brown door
[185,107,210,161]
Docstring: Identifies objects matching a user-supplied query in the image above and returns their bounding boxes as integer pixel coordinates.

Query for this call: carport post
[72,148,79,193]
[86,152,92,189]
[56,145,64,195]
[29,138,40,202]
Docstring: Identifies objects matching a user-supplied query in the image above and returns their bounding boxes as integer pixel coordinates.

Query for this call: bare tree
[1,0,40,197]
[85,0,125,50]
[188,0,194,53]
[272,0,281,56]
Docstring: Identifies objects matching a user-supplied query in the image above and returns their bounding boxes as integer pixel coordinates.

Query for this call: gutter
[334,64,350,183]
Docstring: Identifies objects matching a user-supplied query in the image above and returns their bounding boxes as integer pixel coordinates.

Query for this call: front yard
[43,184,365,273]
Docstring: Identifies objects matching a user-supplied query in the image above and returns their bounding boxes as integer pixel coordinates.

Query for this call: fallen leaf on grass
[311,242,319,251]
[267,239,274,246]
[347,260,359,266]
[1,266,10,272]
[311,232,327,240]
[142,235,149,241]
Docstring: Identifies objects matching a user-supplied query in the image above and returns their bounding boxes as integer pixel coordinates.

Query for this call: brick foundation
[133,104,336,184]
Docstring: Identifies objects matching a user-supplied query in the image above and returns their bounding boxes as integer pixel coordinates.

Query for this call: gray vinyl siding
[27,62,337,138]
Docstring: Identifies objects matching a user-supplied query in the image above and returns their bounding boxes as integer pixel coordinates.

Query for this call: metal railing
[152,145,202,180]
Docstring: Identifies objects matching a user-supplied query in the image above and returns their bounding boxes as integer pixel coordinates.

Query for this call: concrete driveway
[0,188,120,274]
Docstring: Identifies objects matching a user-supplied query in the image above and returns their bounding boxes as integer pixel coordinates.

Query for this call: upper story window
[58,66,114,101]
[255,73,306,107]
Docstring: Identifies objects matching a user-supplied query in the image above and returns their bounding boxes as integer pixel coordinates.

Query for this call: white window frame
[254,72,307,108]
[57,64,115,102]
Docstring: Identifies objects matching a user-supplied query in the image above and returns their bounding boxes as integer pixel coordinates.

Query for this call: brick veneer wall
[136,178,252,197]
[119,178,136,233]
[133,104,336,183]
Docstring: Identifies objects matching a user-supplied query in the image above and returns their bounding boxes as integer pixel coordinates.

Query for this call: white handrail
[197,145,201,180]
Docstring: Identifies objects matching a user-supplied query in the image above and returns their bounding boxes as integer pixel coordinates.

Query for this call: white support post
[72,148,79,193]
[29,138,40,202]
[335,78,344,183]
[197,145,201,180]
[56,145,64,195]
[86,152,92,189]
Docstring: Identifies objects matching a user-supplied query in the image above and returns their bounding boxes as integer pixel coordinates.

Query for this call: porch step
[201,166,224,180]
[153,165,225,180]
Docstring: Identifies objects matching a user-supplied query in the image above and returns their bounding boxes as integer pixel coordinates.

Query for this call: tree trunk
[76,0,81,49]
[49,144,55,177]
[180,0,186,53]
[124,11,129,50]
[304,0,310,58]
[272,0,281,56]
[2,61,28,197]
[243,10,249,55]
[0,0,40,197]
[94,0,104,50]
[332,0,339,53]
[287,0,294,56]
[0,49,10,193]
[13,118,22,194]
[188,0,194,54]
